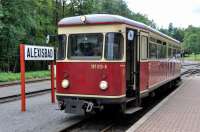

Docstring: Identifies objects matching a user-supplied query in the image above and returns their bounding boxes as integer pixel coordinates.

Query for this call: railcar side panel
[56,62,126,96]
[149,61,159,86]
[148,60,180,89]
[140,61,149,91]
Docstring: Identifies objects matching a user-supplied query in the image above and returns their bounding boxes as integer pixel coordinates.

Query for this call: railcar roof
[58,14,180,44]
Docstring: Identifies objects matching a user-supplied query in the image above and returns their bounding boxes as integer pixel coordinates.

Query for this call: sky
[126,0,200,28]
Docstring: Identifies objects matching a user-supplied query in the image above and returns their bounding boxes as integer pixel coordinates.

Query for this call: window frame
[56,34,67,60]
[149,42,158,59]
[148,36,169,60]
[140,35,148,60]
[104,32,124,61]
[67,33,104,60]
[167,46,173,58]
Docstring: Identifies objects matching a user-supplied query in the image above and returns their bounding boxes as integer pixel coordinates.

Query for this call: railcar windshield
[67,33,103,60]
[105,32,124,60]
[57,34,67,60]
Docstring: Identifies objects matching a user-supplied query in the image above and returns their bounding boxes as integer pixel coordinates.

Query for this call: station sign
[24,45,54,60]
[20,44,56,112]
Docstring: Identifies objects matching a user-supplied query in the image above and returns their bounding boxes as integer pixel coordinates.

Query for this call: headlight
[61,79,69,88]
[80,16,86,23]
[99,81,108,90]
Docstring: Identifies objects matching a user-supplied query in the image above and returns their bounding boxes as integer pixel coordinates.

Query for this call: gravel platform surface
[0,81,51,98]
[0,93,84,132]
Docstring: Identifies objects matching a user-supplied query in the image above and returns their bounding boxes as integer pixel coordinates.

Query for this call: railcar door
[126,28,139,98]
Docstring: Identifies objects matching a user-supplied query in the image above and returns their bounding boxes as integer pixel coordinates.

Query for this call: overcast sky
[126,0,200,28]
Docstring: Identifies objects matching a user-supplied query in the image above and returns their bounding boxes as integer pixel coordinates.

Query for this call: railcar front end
[56,24,126,114]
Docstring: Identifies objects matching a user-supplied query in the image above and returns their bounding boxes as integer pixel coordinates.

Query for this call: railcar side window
[176,49,181,59]
[140,36,148,59]
[149,43,157,59]
[168,47,172,58]
[157,44,162,59]
[67,33,103,60]
[160,45,167,59]
[105,33,124,60]
[57,34,67,60]
[173,49,176,58]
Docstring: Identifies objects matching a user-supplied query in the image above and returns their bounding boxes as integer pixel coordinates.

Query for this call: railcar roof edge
[58,14,180,44]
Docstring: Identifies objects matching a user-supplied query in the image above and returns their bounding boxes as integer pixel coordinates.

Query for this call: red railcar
[55,14,181,114]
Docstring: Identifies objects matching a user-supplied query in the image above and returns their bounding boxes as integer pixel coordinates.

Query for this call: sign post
[51,62,55,103]
[20,44,54,112]
[20,44,26,112]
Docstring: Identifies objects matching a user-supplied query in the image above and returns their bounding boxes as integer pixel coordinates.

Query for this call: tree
[0,0,55,72]
[183,26,200,54]
[168,22,174,36]
[0,1,3,30]
[159,23,185,42]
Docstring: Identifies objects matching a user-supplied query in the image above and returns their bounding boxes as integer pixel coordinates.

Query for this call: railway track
[0,78,50,88]
[181,63,200,77]
[61,114,117,132]
[0,89,51,104]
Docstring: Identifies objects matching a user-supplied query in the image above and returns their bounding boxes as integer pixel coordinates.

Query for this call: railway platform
[0,92,84,132]
[127,75,200,132]
[0,80,51,98]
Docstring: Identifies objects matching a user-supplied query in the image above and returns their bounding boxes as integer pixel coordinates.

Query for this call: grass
[0,70,50,82]
[183,54,200,62]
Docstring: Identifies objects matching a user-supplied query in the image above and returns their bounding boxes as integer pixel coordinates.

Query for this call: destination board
[24,45,54,60]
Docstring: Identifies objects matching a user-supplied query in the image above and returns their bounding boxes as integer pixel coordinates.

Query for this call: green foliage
[0,2,3,30]
[0,70,50,82]
[160,24,200,55]
[0,0,55,72]
[183,54,200,62]
[183,26,200,54]
[159,23,185,42]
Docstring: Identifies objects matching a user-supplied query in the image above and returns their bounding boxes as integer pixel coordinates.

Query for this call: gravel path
[0,93,84,132]
[0,81,51,98]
